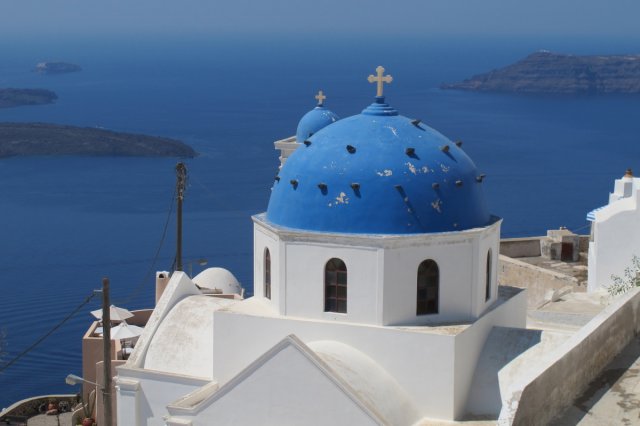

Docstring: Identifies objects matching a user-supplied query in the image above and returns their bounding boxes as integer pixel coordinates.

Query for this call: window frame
[485,249,492,302]
[264,248,271,300]
[416,259,439,315]
[324,258,347,314]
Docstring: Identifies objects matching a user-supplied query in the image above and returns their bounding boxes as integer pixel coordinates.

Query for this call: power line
[115,187,176,306]
[0,292,96,374]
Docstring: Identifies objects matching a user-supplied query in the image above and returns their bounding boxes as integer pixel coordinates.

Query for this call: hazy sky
[1,0,639,39]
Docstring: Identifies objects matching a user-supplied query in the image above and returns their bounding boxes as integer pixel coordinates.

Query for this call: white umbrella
[91,304,134,322]
[110,321,144,340]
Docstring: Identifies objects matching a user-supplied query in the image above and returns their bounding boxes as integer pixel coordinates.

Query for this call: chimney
[155,271,171,305]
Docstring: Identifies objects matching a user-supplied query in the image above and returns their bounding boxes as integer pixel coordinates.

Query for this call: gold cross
[368,66,393,97]
[315,90,326,106]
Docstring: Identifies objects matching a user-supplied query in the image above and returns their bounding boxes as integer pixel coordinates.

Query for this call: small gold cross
[315,90,326,106]
[367,66,393,97]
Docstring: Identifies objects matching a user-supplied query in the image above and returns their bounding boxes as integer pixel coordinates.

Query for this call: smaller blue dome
[296,106,339,143]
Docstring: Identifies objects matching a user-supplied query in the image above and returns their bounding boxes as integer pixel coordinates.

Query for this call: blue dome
[267,98,492,234]
[296,106,339,143]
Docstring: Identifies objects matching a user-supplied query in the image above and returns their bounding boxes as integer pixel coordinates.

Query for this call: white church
[114,67,531,425]
[587,168,640,292]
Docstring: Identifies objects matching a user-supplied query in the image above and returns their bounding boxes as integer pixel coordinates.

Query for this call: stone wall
[498,255,578,308]
[499,287,640,426]
[499,238,542,258]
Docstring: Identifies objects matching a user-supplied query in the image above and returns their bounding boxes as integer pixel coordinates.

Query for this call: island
[0,88,57,108]
[0,123,197,158]
[35,61,82,74]
[441,51,640,94]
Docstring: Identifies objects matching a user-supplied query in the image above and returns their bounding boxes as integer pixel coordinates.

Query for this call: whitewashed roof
[192,267,242,295]
[143,295,236,379]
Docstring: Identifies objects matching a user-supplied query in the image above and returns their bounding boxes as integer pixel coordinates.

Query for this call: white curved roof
[308,340,419,425]
[143,295,236,379]
[192,267,242,295]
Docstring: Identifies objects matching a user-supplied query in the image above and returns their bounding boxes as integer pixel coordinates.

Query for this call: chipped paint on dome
[267,97,492,234]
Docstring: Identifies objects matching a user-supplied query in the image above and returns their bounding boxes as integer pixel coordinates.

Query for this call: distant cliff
[0,123,197,158]
[0,89,57,108]
[35,61,82,74]
[442,51,640,94]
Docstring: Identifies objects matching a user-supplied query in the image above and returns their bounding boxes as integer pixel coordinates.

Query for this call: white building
[587,169,640,292]
[115,69,528,425]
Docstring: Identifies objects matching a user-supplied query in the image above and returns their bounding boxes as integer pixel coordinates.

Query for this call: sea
[0,34,639,408]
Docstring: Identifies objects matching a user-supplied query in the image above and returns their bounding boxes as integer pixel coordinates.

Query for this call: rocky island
[35,61,82,74]
[442,51,640,94]
[0,88,57,108]
[0,123,196,158]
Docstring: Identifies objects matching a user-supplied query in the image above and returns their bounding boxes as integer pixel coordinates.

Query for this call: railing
[0,394,78,422]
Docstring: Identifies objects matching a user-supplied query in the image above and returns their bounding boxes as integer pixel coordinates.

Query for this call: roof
[586,205,607,221]
[192,267,242,295]
[142,295,237,379]
[267,97,492,234]
[296,105,339,143]
[165,335,420,426]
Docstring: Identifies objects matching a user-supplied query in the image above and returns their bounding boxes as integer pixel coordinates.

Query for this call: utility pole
[101,277,113,426]
[176,162,187,272]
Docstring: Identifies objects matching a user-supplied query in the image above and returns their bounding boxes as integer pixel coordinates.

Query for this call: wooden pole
[101,277,113,426]
[176,162,187,272]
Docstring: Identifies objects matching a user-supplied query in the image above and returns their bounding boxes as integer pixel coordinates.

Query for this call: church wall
[211,312,459,419]
[253,224,281,310]
[588,194,640,292]
[471,223,501,318]
[382,239,474,325]
[380,222,501,326]
[283,241,380,324]
[453,286,528,419]
[116,367,210,426]
[180,343,379,426]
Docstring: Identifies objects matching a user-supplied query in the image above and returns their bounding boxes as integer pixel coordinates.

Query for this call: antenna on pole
[175,162,187,272]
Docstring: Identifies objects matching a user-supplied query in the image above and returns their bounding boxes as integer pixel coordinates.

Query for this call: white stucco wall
[284,242,380,323]
[211,311,457,419]
[254,216,502,326]
[253,225,281,308]
[588,180,640,292]
[116,272,222,425]
[454,287,527,419]
[116,368,210,426]
[381,222,500,326]
[472,226,500,317]
[167,341,380,426]
[208,290,525,422]
[116,273,523,423]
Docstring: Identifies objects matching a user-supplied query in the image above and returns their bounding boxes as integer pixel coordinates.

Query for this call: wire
[190,172,218,200]
[115,187,176,306]
[0,292,96,374]
[569,222,592,233]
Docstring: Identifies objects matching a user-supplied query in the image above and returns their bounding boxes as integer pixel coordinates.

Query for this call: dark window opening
[485,249,492,301]
[264,248,271,300]
[417,260,439,315]
[325,258,347,313]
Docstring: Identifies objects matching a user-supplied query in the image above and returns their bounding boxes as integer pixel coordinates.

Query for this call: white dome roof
[142,295,236,378]
[192,267,242,295]
[308,340,419,425]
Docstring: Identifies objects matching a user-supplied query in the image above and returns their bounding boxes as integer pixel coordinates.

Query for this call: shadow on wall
[465,326,543,418]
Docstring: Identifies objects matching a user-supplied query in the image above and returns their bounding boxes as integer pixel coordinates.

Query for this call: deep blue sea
[0,34,639,408]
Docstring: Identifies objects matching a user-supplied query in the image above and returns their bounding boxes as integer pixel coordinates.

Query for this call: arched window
[264,248,271,300]
[325,258,347,313]
[417,260,439,315]
[485,249,492,301]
